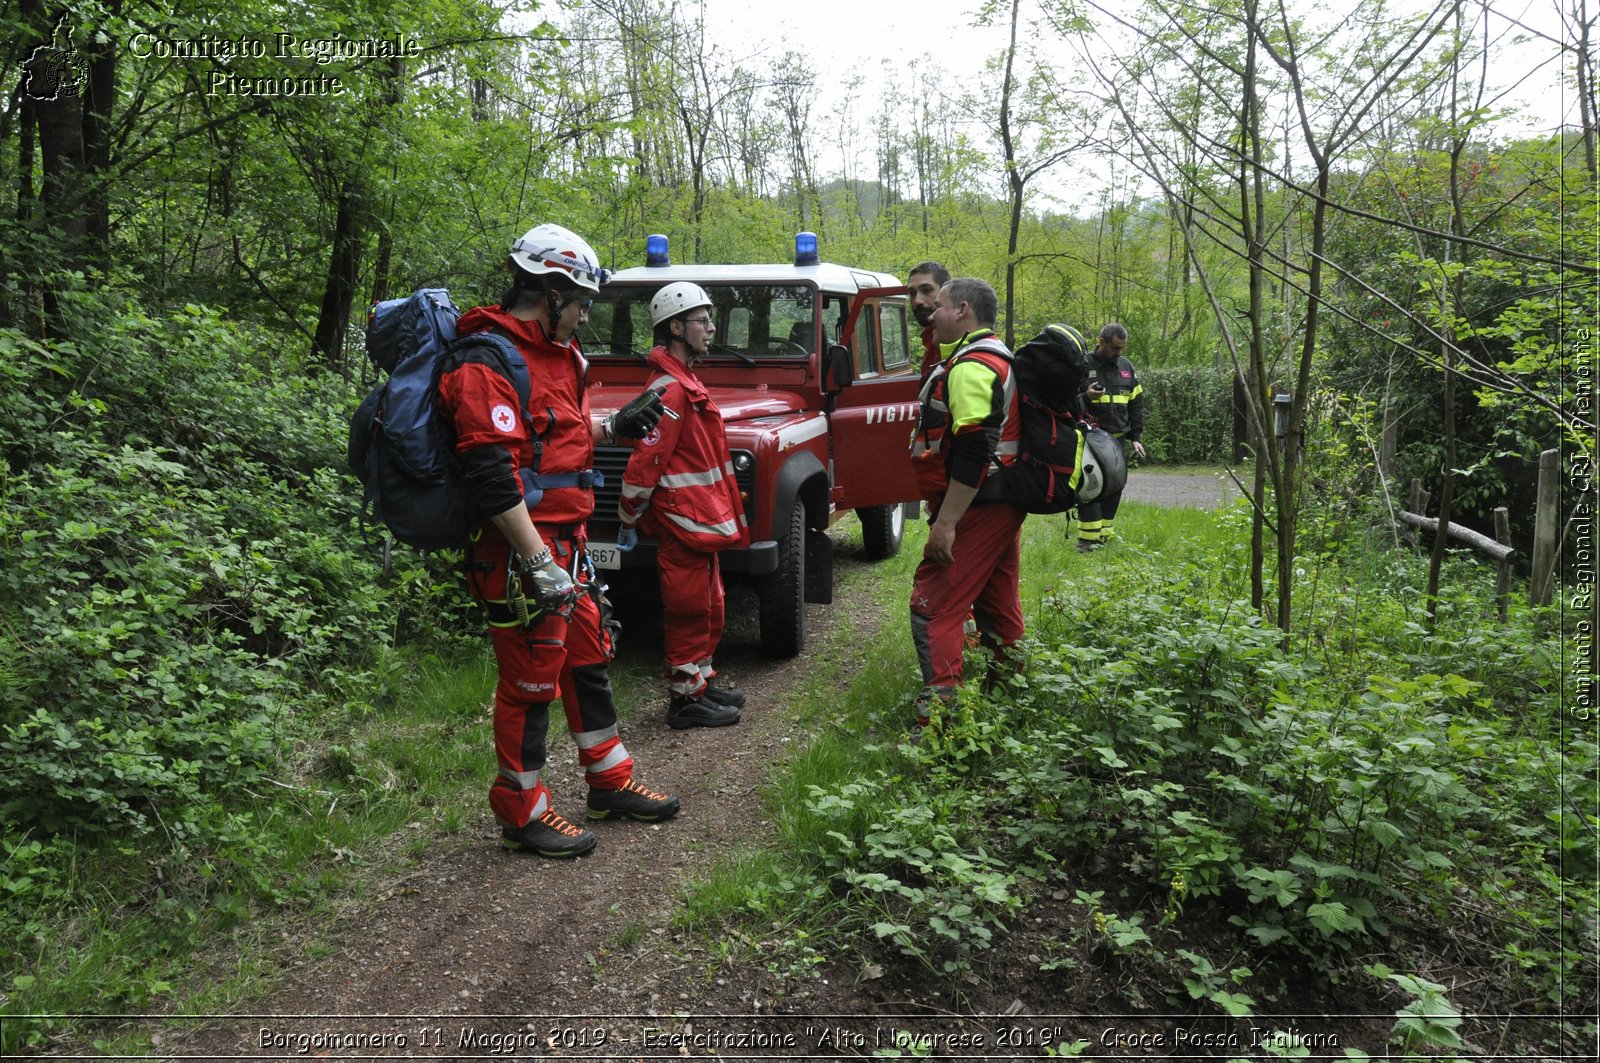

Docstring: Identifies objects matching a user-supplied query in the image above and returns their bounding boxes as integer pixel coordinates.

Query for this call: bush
[0,279,450,838]
[1138,366,1234,464]
[727,517,1593,1035]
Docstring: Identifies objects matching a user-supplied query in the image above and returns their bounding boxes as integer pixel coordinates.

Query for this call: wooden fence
[1397,449,1563,622]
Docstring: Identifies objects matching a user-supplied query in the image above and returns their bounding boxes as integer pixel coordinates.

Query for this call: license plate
[587,543,622,570]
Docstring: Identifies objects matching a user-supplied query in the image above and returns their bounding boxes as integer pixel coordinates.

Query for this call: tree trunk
[369,56,406,310]
[34,85,87,329]
[311,183,365,369]
[1427,143,1470,622]
[79,2,118,273]
[999,0,1023,347]
[1241,0,1274,623]
[1427,5,1475,623]
[1573,1,1598,183]
[33,62,87,262]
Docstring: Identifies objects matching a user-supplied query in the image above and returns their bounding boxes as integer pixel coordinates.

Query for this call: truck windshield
[580,284,817,361]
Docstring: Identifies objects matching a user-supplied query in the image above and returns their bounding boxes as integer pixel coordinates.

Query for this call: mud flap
[804,527,833,604]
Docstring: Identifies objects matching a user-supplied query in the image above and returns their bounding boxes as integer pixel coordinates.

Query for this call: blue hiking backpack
[348,288,597,551]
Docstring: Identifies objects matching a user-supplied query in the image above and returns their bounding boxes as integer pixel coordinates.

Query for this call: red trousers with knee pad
[467,526,633,829]
[909,501,1026,693]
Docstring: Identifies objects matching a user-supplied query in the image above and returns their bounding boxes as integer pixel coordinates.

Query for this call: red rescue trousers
[909,501,1026,694]
[651,521,726,696]
[467,527,633,829]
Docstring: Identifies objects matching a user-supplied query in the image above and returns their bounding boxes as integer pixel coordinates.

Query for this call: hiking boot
[587,777,682,822]
[904,688,950,747]
[1076,540,1099,553]
[700,681,746,710]
[501,809,598,858]
[666,693,741,730]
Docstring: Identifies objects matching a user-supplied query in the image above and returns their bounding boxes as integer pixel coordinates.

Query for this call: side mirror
[822,343,855,393]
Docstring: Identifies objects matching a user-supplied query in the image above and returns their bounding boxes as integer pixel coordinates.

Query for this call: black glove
[606,389,666,441]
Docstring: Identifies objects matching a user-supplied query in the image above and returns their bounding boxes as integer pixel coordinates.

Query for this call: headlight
[732,452,754,474]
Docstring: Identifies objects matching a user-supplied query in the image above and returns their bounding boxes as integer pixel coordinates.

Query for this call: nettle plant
[1028,558,1591,1005]
[750,503,1588,1012]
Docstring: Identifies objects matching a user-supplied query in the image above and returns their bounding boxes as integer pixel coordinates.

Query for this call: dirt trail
[156,557,889,1060]
[149,475,1227,1062]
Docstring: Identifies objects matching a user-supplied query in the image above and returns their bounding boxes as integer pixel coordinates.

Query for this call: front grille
[589,446,631,538]
[587,446,755,539]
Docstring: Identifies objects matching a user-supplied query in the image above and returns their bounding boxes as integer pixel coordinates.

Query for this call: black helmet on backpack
[1043,323,1089,362]
[1012,323,1092,411]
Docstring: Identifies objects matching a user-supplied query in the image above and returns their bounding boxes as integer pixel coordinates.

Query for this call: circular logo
[643,426,662,447]
[491,404,516,433]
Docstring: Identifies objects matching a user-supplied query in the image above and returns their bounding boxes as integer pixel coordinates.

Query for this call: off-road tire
[757,503,806,657]
[858,500,913,560]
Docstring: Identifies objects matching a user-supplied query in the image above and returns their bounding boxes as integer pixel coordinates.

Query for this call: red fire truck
[583,233,923,657]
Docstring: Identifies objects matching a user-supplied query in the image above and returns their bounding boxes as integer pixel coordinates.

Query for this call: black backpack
[960,325,1096,514]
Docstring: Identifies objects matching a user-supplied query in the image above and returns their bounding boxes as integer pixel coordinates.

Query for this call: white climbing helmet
[650,281,714,327]
[508,223,609,292]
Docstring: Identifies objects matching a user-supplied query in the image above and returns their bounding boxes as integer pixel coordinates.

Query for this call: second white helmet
[508,223,608,292]
[650,281,714,327]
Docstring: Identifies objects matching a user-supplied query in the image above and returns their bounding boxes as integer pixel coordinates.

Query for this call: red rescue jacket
[438,306,596,527]
[618,348,750,552]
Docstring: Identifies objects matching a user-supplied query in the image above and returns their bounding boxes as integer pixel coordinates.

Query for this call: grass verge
[1,632,655,1054]
[676,498,1596,1057]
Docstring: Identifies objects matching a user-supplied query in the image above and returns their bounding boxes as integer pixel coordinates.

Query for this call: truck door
[827,287,922,511]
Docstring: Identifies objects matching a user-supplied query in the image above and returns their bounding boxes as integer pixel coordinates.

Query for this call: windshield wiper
[709,342,756,366]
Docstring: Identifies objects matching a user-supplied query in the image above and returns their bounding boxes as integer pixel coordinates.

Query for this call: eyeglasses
[684,316,713,327]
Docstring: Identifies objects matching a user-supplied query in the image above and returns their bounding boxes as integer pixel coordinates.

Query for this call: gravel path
[1121,468,1243,511]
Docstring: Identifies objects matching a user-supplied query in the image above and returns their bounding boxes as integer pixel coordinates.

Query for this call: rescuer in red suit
[906,277,1026,740]
[437,222,680,858]
[616,282,749,730]
[908,259,950,378]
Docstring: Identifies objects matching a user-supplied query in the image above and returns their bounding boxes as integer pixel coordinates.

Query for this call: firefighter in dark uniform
[1074,323,1146,551]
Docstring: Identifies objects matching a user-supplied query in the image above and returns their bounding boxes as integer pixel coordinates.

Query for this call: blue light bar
[794,231,819,267]
[646,233,670,267]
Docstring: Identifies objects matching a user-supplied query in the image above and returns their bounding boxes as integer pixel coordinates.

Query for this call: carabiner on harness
[507,547,580,627]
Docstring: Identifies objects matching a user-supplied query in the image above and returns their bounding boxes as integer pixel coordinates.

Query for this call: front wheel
[858,500,913,560]
[757,503,806,658]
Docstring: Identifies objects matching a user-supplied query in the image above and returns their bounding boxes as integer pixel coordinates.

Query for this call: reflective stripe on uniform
[669,662,704,696]
[499,766,542,790]
[572,724,620,750]
[659,467,727,489]
[585,743,631,776]
[664,510,744,538]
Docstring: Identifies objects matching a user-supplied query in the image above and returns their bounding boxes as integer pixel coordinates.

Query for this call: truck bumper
[595,539,779,576]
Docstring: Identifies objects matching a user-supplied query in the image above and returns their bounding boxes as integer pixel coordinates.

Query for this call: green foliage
[1138,367,1235,464]
[0,279,393,835]
[1319,136,1586,535]
[0,277,476,1048]
[688,506,1593,1049]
